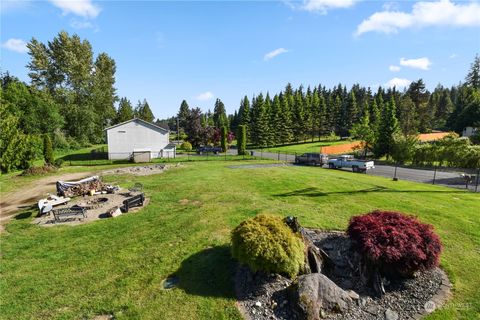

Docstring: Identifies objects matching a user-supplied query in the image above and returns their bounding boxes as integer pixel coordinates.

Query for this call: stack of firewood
[63,180,106,197]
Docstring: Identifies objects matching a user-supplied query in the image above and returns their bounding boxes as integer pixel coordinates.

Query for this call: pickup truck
[295,153,329,166]
[327,155,375,172]
[196,146,222,155]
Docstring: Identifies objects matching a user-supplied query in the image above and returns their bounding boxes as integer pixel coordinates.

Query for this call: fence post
[432,166,437,185]
[476,168,479,192]
[278,151,280,161]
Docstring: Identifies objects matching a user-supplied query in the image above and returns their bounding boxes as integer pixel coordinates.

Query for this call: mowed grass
[258,139,354,154]
[1,161,479,319]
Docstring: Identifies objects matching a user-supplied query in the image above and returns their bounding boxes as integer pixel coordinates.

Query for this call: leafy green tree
[43,134,54,165]
[237,125,247,155]
[116,97,134,123]
[92,53,117,131]
[350,108,375,157]
[391,134,419,164]
[185,107,203,147]
[375,96,400,159]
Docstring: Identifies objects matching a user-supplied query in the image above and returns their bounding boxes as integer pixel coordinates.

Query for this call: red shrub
[347,210,442,276]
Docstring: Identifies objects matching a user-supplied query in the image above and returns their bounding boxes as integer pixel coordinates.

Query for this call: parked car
[196,146,222,154]
[295,153,329,166]
[327,155,375,172]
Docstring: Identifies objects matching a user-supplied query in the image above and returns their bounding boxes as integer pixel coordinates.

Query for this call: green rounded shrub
[231,214,305,278]
[180,141,192,151]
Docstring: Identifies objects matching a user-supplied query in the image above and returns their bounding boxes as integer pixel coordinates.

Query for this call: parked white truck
[327,155,375,172]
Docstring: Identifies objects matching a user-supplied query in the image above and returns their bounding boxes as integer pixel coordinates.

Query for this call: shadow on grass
[14,210,33,220]
[274,186,468,197]
[174,245,236,298]
[60,151,108,161]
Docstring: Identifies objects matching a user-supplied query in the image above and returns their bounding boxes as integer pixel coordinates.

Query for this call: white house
[105,118,176,161]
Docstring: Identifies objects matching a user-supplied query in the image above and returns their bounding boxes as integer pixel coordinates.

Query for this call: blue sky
[2,0,480,119]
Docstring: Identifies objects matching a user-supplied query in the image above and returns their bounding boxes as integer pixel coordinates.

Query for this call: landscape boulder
[290,273,352,320]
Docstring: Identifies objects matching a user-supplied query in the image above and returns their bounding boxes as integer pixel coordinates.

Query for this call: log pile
[58,179,106,197]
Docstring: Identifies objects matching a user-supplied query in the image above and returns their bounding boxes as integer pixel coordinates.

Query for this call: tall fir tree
[115,97,134,123]
[177,100,190,131]
[375,96,400,158]
[213,98,228,129]
[465,54,480,89]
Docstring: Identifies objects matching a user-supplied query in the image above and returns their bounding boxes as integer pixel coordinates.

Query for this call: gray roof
[104,118,169,133]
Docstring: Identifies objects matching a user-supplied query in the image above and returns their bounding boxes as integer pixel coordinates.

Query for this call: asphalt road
[252,150,479,192]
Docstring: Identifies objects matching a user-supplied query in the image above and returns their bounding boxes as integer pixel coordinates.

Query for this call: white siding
[106,120,169,160]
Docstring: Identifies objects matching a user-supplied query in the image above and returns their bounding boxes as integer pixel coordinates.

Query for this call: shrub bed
[347,210,442,277]
[231,214,304,278]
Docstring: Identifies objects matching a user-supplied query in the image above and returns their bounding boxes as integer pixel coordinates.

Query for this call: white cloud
[1,38,28,53]
[70,19,94,29]
[196,91,214,101]
[49,0,101,18]
[386,77,411,89]
[264,48,289,61]
[355,0,480,36]
[449,53,457,59]
[301,0,358,14]
[389,65,401,72]
[400,57,431,70]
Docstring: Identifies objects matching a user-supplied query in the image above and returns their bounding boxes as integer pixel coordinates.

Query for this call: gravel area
[102,163,181,176]
[235,229,451,320]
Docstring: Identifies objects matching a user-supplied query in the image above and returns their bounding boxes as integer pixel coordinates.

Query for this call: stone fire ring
[234,229,452,320]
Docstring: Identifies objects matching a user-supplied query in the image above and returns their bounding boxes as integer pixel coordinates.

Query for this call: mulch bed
[235,229,451,320]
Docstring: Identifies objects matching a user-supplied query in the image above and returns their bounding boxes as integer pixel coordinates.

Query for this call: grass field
[257,139,354,154]
[1,161,479,319]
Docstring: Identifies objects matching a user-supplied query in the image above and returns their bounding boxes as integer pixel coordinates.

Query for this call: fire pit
[78,197,109,210]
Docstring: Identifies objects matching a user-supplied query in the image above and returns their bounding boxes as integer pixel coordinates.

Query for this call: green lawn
[257,139,354,154]
[1,161,479,319]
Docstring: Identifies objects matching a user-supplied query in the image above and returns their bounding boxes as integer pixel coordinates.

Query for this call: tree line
[173,55,479,160]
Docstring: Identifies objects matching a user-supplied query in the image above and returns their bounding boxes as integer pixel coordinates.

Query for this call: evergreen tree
[278,93,293,144]
[239,95,251,141]
[270,95,282,146]
[251,93,269,147]
[317,93,327,137]
[292,88,306,141]
[177,100,190,131]
[221,126,228,152]
[136,99,155,122]
[466,54,480,89]
[345,91,359,134]
[375,96,400,158]
[398,96,418,136]
[43,134,54,165]
[237,125,247,155]
[213,98,228,128]
[116,97,134,123]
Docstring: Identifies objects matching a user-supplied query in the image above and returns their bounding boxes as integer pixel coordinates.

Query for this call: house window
[118,130,126,133]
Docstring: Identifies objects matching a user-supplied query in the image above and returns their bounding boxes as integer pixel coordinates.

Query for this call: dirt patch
[0,171,95,232]
[33,191,148,227]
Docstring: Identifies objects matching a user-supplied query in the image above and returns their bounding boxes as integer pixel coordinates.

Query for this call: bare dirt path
[0,171,95,232]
